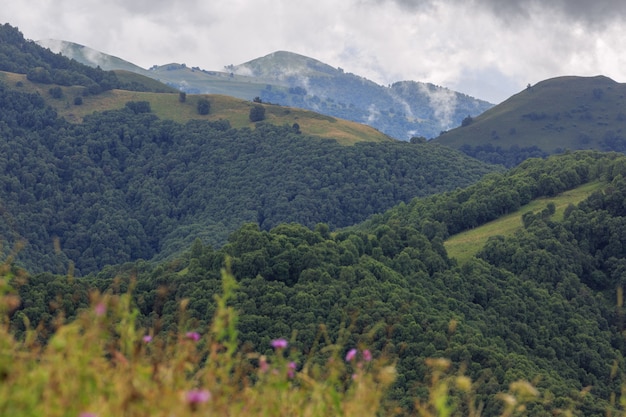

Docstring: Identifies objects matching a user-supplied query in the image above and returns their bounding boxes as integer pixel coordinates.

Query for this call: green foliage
[0,82,496,275]
[125,100,152,114]
[249,104,266,122]
[11,150,626,415]
[2,266,397,416]
[196,97,210,115]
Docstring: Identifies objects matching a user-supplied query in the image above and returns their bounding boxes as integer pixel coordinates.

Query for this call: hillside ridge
[38,39,494,140]
[434,75,626,163]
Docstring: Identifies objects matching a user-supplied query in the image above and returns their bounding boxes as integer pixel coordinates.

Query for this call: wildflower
[287,361,297,379]
[186,388,211,404]
[185,331,200,342]
[362,349,372,362]
[94,302,106,317]
[142,335,153,343]
[345,348,357,362]
[270,338,288,349]
[259,355,269,373]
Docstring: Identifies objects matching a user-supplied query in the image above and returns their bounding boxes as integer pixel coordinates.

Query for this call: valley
[2,22,626,416]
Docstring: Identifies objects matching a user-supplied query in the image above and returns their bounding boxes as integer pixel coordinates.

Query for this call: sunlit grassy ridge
[436,75,626,153]
[444,180,605,262]
[0,71,393,145]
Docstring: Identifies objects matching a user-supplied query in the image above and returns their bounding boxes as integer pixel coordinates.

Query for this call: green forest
[10,151,626,415]
[4,23,626,416]
[0,81,497,275]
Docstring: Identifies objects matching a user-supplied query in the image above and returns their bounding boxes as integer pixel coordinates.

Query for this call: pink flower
[94,302,106,317]
[142,335,153,343]
[363,349,372,362]
[185,331,200,341]
[345,348,357,362]
[270,338,288,349]
[186,388,211,404]
[287,361,297,379]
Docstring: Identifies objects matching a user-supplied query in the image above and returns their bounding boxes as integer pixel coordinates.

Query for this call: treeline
[361,150,622,237]
[0,81,498,275]
[458,143,549,168]
[11,151,626,416]
[0,23,162,93]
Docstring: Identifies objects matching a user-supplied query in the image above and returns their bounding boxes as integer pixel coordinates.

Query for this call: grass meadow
[444,181,605,263]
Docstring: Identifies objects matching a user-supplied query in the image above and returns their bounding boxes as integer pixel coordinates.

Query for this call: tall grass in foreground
[0,262,588,416]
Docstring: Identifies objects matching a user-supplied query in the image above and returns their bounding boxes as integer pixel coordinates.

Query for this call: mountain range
[5,22,626,416]
[37,39,494,140]
[37,38,626,165]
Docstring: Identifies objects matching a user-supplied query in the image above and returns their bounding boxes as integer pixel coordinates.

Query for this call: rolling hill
[0,70,392,144]
[434,75,626,163]
[37,41,494,140]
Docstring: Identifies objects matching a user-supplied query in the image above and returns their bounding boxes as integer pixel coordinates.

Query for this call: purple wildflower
[270,338,288,349]
[185,331,201,342]
[363,349,372,362]
[186,388,211,404]
[287,361,297,379]
[142,335,153,343]
[345,348,358,362]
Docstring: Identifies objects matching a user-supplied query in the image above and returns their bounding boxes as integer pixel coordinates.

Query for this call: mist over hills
[434,75,626,166]
[38,40,493,140]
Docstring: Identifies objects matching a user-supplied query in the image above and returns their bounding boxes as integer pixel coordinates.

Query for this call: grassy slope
[444,180,604,262]
[0,71,392,145]
[435,75,626,152]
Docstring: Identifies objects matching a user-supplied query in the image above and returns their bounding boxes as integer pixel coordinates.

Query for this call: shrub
[249,104,266,122]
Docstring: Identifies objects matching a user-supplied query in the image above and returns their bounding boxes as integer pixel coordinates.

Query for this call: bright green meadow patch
[444,181,604,263]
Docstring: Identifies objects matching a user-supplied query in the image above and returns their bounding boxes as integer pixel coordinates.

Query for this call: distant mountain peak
[231,50,339,79]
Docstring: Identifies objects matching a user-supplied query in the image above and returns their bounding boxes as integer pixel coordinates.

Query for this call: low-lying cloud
[4,0,626,103]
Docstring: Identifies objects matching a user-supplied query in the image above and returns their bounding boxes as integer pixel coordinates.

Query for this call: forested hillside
[12,151,626,416]
[0,78,498,275]
[0,24,503,275]
[0,23,168,93]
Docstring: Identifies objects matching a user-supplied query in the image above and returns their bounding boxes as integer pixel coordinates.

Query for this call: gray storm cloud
[388,0,626,26]
[5,0,626,103]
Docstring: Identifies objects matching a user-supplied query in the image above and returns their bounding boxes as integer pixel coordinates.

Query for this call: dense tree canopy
[0,80,498,275]
[11,152,626,416]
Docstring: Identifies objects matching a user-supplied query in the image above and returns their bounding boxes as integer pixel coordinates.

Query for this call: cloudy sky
[3,0,626,103]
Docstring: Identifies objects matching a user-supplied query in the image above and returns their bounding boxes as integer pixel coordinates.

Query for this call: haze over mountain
[38,39,493,140]
[7,1,626,104]
[434,75,626,166]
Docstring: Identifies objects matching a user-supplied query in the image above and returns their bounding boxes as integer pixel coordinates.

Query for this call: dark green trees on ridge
[11,151,626,416]
[0,79,498,275]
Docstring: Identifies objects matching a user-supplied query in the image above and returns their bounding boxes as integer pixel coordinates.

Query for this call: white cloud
[3,0,626,103]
